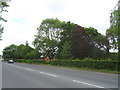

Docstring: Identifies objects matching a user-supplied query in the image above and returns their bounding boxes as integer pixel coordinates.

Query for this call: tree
[57,21,76,59]
[3,43,33,59]
[33,18,62,59]
[106,9,118,51]
[59,22,99,59]
[33,18,107,59]
[118,0,120,60]
[16,44,33,59]
[106,0,120,59]
[0,0,11,40]
[71,26,95,59]
[85,27,109,52]
[59,41,72,59]
[37,18,62,41]
[3,44,18,59]
[0,25,3,40]
[25,48,40,59]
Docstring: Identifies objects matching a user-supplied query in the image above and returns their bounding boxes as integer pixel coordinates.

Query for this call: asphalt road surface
[2,62,119,89]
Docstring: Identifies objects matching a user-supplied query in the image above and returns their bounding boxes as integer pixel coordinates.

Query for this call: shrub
[48,60,118,71]
[83,57,95,61]
[14,59,118,71]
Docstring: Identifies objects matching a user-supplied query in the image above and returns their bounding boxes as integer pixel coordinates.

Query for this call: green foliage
[15,44,33,59]
[108,53,118,60]
[106,27,118,50]
[0,1,10,21]
[85,27,109,52]
[49,60,118,71]
[3,17,117,60]
[25,48,40,59]
[14,59,119,71]
[106,1,119,54]
[0,25,3,40]
[59,41,72,59]
[3,44,18,59]
[33,18,62,59]
[3,43,33,59]
[33,18,112,59]
[83,57,95,61]
[0,0,11,40]
[71,26,95,59]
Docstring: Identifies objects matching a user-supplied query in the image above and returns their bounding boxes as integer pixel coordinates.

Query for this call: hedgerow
[14,59,119,71]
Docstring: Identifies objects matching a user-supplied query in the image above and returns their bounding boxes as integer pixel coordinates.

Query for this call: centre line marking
[15,66,22,68]
[9,64,15,66]
[26,68,34,71]
[73,80,104,88]
[39,72,58,77]
[24,68,33,71]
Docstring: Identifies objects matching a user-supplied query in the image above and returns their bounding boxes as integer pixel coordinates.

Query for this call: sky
[0,0,118,55]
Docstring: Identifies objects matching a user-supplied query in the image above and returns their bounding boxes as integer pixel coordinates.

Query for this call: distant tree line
[2,18,118,60]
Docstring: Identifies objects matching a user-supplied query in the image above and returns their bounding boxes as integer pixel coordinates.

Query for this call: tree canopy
[3,18,117,60]
[33,18,108,59]
[3,43,34,59]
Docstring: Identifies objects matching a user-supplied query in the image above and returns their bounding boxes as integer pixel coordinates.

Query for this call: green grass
[16,61,119,74]
[40,64,119,74]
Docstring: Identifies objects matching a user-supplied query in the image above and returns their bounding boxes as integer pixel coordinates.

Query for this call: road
[2,62,119,89]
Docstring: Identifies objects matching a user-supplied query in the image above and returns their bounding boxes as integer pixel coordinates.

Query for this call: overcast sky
[0,0,118,55]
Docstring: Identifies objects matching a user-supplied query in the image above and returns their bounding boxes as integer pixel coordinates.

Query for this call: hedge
[49,60,118,71]
[14,59,119,71]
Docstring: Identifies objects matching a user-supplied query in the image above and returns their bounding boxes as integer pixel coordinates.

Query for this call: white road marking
[3,63,113,89]
[25,68,34,71]
[4,63,57,78]
[4,63,15,67]
[4,63,10,65]
[9,64,15,67]
[24,68,34,71]
[39,72,58,77]
[73,80,104,88]
[15,66,22,68]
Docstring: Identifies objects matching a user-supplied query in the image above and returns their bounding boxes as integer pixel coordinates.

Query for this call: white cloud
[0,0,118,54]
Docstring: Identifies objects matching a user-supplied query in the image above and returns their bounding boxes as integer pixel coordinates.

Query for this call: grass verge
[16,61,119,74]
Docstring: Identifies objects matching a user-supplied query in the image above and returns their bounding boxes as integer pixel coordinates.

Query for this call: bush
[48,59,118,71]
[14,59,119,71]
[83,57,95,61]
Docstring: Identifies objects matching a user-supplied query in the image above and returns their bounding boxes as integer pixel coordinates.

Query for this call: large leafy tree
[71,26,95,59]
[33,18,109,59]
[34,18,107,59]
[33,18,62,59]
[57,21,76,59]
